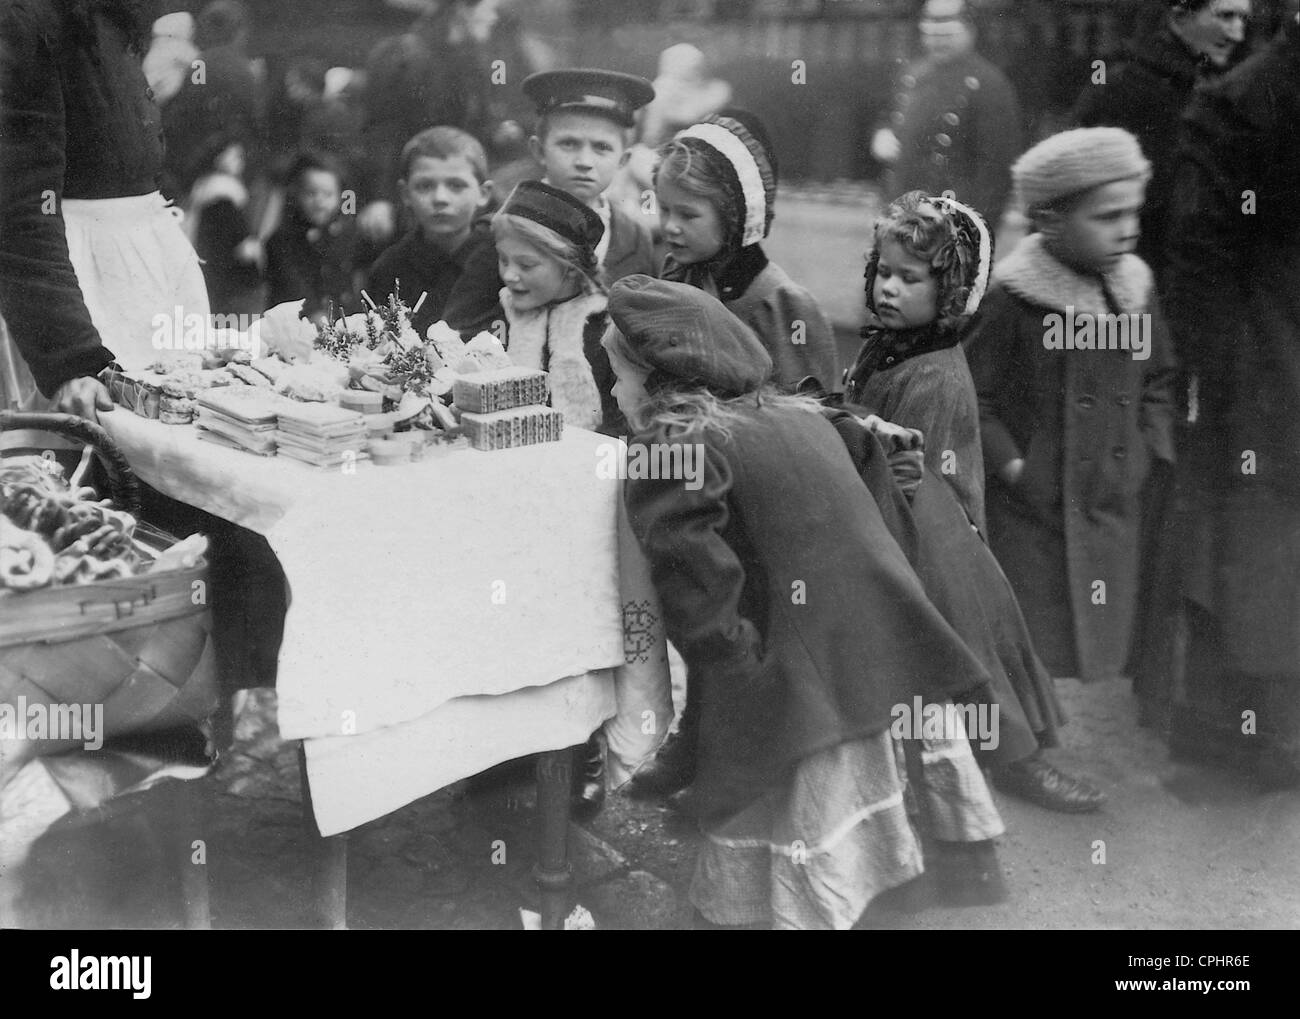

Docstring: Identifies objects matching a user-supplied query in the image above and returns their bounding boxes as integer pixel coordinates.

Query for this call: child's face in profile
[606,342,652,419]
[497,233,578,312]
[1041,176,1145,275]
[531,111,629,205]
[296,168,341,228]
[873,237,939,329]
[657,176,726,266]
[400,154,491,249]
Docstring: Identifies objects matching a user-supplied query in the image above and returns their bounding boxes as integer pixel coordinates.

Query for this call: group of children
[223,63,1172,929]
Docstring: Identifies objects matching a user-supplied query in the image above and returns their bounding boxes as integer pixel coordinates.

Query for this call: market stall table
[97,410,671,927]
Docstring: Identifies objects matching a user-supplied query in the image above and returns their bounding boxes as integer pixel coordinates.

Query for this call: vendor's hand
[871,128,901,164]
[234,236,265,270]
[1000,457,1025,485]
[887,447,925,500]
[357,201,396,244]
[53,376,114,423]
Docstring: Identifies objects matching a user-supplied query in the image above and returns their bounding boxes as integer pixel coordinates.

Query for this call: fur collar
[993,233,1153,317]
[500,288,608,431]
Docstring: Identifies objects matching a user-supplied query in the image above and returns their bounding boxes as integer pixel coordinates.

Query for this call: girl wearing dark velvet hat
[491,180,624,438]
[603,274,1004,929]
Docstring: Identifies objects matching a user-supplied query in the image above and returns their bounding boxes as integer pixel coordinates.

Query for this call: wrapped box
[459,405,563,451]
[101,366,165,420]
[452,368,549,414]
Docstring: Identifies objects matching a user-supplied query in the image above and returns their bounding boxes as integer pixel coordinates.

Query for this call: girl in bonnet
[603,274,1004,929]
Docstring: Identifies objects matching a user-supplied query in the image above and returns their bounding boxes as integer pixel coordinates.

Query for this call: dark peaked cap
[499,180,604,251]
[523,69,656,127]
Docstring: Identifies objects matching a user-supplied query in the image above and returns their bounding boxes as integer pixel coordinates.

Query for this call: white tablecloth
[99,412,671,835]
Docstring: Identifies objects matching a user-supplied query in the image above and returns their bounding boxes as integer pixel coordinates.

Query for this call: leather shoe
[571,731,606,820]
[992,753,1106,813]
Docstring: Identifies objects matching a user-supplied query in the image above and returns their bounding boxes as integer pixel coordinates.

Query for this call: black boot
[628,698,699,798]
[571,730,606,821]
[991,751,1106,813]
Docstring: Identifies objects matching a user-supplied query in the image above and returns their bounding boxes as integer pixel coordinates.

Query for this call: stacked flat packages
[453,368,562,451]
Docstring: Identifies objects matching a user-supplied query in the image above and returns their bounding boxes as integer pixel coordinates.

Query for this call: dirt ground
[6,668,1298,931]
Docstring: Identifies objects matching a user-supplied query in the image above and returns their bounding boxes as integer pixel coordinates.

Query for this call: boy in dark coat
[442,69,657,338]
[365,127,495,338]
[265,151,357,321]
[966,127,1178,685]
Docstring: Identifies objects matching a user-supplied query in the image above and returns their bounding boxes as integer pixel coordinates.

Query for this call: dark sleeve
[0,5,114,396]
[964,287,1029,474]
[584,313,626,437]
[265,229,319,313]
[968,68,1023,224]
[1071,76,1116,129]
[1139,287,1178,464]
[443,234,504,338]
[747,283,839,391]
[1164,86,1259,385]
[624,430,764,678]
[821,407,920,565]
[364,245,400,307]
[629,215,656,279]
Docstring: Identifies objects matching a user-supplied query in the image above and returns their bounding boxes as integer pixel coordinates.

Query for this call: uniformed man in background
[871,0,1023,232]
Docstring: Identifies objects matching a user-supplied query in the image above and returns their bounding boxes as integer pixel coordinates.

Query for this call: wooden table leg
[167,779,212,930]
[534,747,574,930]
[298,743,347,930]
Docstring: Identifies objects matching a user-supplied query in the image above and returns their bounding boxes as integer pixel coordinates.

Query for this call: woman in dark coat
[1153,14,1300,783]
[604,274,1001,929]
[1072,0,1252,286]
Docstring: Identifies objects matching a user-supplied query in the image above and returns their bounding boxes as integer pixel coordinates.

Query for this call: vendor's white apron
[0,191,208,448]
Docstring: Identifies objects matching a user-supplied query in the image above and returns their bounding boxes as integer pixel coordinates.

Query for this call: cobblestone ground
[9,674,1300,930]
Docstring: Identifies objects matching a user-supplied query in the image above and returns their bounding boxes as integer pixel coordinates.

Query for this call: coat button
[1116,394,1131,406]
[891,111,905,126]
[1112,446,1127,460]
[943,112,960,126]
[902,75,917,88]
[965,76,981,90]
[935,133,952,147]
[1077,394,1095,409]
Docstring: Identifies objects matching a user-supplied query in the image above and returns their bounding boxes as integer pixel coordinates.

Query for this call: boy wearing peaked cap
[443,68,658,340]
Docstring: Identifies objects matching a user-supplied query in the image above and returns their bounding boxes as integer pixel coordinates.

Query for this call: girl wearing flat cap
[604,274,1005,929]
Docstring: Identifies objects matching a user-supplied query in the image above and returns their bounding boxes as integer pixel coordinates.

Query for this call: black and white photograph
[0,0,1296,959]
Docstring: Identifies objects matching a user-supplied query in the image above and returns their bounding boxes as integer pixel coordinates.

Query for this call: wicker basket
[1,411,218,765]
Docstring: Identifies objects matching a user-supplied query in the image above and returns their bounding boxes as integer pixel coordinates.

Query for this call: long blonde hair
[630,385,824,444]
[490,212,605,295]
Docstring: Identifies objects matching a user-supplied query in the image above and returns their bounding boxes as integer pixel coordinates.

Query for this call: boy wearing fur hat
[442,68,657,339]
[965,127,1178,685]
